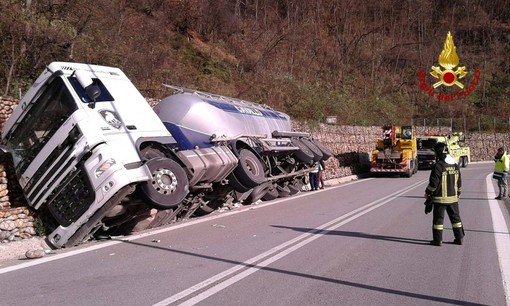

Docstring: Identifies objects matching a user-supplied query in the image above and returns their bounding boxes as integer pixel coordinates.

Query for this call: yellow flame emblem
[430,32,467,88]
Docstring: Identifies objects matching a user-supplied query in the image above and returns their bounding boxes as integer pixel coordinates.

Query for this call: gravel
[0,237,51,265]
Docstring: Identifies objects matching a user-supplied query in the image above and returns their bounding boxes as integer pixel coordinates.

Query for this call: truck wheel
[301,138,323,162]
[227,172,251,192]
[311,139,332,160]
[140,157,189,210]
[461,156,468,168]
[194,199,223,216]
[262,184,279,201]
[288,180,304,195]
[405,160,413,178]
[233,149,265,188]
[277,184,291,197]
[244,182,271,205]
[291,139,314,164]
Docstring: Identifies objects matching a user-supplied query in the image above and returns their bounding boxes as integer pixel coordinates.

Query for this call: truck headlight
[95,158,116,178]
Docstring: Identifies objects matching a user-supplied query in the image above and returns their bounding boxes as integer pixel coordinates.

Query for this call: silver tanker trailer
[0,62,331,249]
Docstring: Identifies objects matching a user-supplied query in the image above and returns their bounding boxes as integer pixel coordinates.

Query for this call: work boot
[453,227,465,245]
[432,229,443,244]
[430,240,441,246]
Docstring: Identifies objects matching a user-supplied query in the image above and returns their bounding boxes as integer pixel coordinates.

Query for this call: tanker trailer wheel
[233,149,266,188]
[262,184,279,201]
[276,184,291,197]
[288,178,305,195]
[194,199,223,216]
[291,139,314,164]
[311,139,333,160]
[301,139,323,162]
[244,182,271,205]
[140,157,189,210]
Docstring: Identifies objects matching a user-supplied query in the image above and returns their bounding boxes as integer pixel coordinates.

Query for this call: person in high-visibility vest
[425,142,464,246]
[309,162,320,191]
[493,147,510,200]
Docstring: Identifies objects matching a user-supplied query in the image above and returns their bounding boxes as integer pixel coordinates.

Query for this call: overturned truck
[0,62,330,248]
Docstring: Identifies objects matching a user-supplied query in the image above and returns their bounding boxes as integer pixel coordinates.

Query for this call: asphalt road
[0,162,508,306]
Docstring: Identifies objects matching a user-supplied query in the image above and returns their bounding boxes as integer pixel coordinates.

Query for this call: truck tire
[405,160,413,178]
[244,182,271,205]
[140,157,189,210]
[194,199,223,216]
[288,179,304,195]
[311,139,332,160]
[277,184,291,197]
[301,138,323,162]
[227,172,251,192]
[262,184,279,201]
[291,139,314,164]
[233,149,266,188]
[461,156,468,168]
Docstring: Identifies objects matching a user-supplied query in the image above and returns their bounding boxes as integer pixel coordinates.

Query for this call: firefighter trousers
[432,202,464,242]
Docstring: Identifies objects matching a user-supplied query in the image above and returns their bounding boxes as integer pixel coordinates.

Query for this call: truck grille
[25,126,82,198]
[46,165,95,227]
[24,126,96,226]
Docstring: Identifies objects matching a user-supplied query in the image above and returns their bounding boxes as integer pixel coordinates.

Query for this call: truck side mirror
[74,70,101,108]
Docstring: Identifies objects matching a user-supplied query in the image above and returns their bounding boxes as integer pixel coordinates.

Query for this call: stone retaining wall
[0,96,508,243]
[295,122,510,181]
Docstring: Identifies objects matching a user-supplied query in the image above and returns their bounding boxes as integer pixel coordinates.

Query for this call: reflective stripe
[432,195,458,204]
[434,224,444,230]
[452,222,463,228]
[442,172,448,198]
[455,173,459,195]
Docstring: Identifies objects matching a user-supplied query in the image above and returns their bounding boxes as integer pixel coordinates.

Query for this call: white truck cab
[1,62,176,248]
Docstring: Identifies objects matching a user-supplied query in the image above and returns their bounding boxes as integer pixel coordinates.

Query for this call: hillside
[1,0,509,128]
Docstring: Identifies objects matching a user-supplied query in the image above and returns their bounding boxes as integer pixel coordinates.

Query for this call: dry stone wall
[0,96,509,243]
[295,122,510,181]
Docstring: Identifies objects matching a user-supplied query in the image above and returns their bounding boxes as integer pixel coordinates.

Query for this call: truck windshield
[5,77,77,175]
[418,139,438,150]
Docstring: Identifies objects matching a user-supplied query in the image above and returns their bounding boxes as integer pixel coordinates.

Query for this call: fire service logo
[417,31,480,101]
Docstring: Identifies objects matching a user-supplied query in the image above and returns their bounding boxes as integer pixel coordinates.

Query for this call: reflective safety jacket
[426,154,461,204]
[494,152,510,173]
[309,162,319,173]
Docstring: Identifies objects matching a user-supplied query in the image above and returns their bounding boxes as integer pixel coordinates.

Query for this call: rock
[0,230,10,239]
[22,227,36,235]
[25,249,46,259]
[0,220,15,231]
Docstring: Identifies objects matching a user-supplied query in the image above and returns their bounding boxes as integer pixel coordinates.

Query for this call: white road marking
[0,178,371,274]
[152,179,427,306]
[486,174,510,305]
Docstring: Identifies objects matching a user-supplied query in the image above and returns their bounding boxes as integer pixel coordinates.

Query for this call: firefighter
[425,142,464,246]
